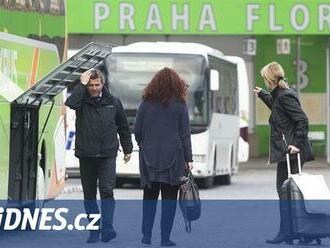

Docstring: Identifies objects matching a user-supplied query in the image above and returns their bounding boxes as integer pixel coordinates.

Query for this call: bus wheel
[198,176,214,189]
[217,174,231,185]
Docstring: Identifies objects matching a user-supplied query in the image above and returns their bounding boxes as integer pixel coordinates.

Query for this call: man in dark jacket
[65,69,133,243]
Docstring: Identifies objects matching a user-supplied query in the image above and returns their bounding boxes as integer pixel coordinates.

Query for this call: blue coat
[134,99,193,187]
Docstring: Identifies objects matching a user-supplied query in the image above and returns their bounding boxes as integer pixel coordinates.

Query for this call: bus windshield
[106,53,208,126]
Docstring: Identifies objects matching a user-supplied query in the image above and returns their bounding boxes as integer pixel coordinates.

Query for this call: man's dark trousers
[79,156,116,234]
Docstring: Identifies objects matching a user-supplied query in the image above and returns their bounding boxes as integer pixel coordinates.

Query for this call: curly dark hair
[142,67,187,105]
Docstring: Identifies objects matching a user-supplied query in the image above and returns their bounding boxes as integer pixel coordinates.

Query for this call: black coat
[65,83,133,157]
[134,99,193,187]
[258,86,314,163]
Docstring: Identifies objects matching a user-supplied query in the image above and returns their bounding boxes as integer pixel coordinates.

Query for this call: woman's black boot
[266,232,287,244]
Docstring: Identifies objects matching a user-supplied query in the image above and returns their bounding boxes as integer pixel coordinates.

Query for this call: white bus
[66,42,249,188]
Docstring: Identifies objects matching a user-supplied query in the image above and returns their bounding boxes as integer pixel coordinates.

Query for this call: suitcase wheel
[299,237,322,245]
[298,237,313,245]
[285,239,293,245]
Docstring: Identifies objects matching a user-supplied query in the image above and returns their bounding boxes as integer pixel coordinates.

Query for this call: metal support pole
[122,35,128,45]
[296,36,301,96]
[327,38,330,164]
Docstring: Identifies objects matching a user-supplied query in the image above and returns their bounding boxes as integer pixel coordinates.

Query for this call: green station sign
[67,0,330,35]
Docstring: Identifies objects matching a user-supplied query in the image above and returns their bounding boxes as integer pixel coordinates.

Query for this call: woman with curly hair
[134,67,193,247]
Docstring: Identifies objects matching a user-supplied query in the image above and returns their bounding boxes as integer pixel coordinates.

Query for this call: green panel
[0,8,65,38]
[255,36,327,92]
[301,36,328,92]
[255,125,269,157]
[309,125,327,156]
[0,4,66,61]
[67,0,330,35]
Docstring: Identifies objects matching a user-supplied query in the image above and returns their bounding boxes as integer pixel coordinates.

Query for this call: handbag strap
[187,168,194,180]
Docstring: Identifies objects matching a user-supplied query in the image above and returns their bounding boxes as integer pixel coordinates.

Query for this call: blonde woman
[254,62,313,244]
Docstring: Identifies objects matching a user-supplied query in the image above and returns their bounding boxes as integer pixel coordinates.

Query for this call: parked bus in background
[0,0,67,201]
[109,42,240,188]
[67,42,246,188]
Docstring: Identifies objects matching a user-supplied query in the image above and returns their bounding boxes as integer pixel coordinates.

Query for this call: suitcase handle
[286,148,302,178]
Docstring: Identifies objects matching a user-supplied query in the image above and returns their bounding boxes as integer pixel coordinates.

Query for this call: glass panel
[106,53,208,126]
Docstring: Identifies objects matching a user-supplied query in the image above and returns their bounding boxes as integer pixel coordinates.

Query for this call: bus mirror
[210,69,219,91]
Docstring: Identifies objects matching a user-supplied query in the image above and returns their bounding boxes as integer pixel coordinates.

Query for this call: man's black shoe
[101,230,117,242]
[87,231,100,243]
[141,236,151,245]
[161,240,176,247]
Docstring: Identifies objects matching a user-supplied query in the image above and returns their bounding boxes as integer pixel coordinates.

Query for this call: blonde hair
[260,62,289,89]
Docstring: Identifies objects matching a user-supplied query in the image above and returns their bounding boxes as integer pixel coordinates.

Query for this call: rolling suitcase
[281,151,330,245]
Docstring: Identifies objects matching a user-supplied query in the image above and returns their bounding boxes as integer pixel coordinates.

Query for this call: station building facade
[67,0,330,159]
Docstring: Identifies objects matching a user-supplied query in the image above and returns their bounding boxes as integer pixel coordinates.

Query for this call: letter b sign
[293,59,309,89]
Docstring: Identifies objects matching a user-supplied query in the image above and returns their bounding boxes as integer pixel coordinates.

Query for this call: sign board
[244,39,257,55]
[276,38,291,55]
[67,0,330,35]
[309,131,325,141]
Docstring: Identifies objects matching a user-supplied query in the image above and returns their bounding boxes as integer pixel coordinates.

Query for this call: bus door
[8,104,39,201]
[7,42,113,200]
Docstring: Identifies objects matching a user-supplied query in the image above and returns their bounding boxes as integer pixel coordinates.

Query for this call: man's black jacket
[65,83,133,157]
[258,86,314,163]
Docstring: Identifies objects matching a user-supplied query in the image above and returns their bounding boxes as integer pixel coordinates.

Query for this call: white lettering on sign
[319,4,330,31]
[172,4,189,31]
[199,4,217,31]
[243,39,256,55]
[246,3,330,33]
[247,4,260,32]
[119,3,135,30]
[94,2,110,30]
[269,4,283,31]
[290,4,310,31]
[91,2,330,33]
[146,3,163,30]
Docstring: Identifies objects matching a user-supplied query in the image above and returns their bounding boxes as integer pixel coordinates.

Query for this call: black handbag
[179,169,201,233]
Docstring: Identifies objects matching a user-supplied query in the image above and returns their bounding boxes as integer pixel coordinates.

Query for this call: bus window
[209,56,238,116]
[105,53,208,126]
